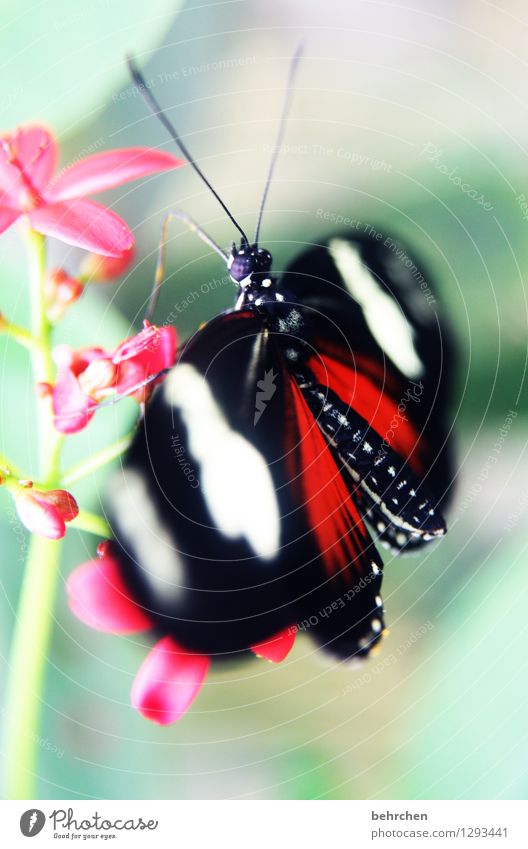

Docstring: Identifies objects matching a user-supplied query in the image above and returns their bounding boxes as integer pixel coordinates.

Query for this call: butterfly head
[228,240,272,286]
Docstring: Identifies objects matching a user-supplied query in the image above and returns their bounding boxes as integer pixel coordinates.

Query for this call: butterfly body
[107,229,453,661]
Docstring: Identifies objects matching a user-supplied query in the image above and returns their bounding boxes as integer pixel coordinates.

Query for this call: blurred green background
[1,0,527,799]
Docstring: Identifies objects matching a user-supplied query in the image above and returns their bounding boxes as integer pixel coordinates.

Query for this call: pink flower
[67,547,297,724]
[15,485,78,539]
[0,125,182,256]
[52,322,177,433]
[131,637,210,725]
[111,321,177,399]
[67,553,152,633]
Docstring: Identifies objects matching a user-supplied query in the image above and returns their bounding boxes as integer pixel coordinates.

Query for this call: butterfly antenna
[127,54,249,244]
[254,42,304,246]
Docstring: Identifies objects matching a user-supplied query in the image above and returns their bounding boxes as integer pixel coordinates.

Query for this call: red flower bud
[35,382,53,399]
[15,487,79,539]
[80,246,136,283]
[45,268,83,322]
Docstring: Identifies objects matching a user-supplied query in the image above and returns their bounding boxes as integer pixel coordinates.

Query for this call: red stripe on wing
[308,340,424,474]
[287,378,375,582]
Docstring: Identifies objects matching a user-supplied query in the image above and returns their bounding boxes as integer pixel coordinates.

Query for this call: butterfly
[104,50,454,666]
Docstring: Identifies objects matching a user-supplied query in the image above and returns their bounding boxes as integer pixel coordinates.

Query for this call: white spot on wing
[328,238,424,379]
[107,469,182,600]
[164,364,280,559]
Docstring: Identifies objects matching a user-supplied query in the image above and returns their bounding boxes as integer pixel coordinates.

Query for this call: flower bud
[80,246,135,283]
[14,486,79,539]
[45,268,83,322]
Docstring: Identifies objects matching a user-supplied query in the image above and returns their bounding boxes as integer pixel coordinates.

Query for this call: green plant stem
[2,534,62,799]
[0,453,24,480]
[0,318,42,353]
[26,230,52,382]
[2,229,63,800]
[3,229,130,799]
[45,431,64,487]
[61,433,133,486]
[26,229,54,476]
[71,509,111,538]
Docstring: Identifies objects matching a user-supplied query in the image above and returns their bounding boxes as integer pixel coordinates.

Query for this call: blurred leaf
[0,0,182,132]
[403,537,528,800]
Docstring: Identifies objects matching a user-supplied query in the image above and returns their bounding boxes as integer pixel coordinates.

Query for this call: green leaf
[0,0,182,131]
[402,537,528,799]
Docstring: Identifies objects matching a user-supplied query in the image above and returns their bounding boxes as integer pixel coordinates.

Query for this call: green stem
[26,230,52,380]
[71,509,111,538]
[0,318,42,353]
[2,534,62,799]
[61,433,133,486]
[2,229,63,800]
[45,431,65,487]
[0,453,25,480]
[26,229,54,475]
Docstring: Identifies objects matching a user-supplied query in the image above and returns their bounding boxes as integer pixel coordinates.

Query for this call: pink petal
[52,344,77,370]
[52,344,108,373]
[112,323,162,363]
[29,198,134,257]
[46,148,183,202]
[116,326,177,388]
[15,490,66,539]
[43,489,79,522]
[131,636,210,725]
[157,326,178,369]
[0,148,25,205]
[52,367,95,434]
[0,125,56,206]
[0,204,20,234]
[113,325,177,397]
[250,626,297,663]
[67,556,152,633]
[113,359,146,397]
[13,126,56,188]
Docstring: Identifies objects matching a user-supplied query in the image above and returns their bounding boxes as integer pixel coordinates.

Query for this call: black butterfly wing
[282,231,454,550]
[284,376,385,660]
[107,309,384,660]
[107,310,298,656]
